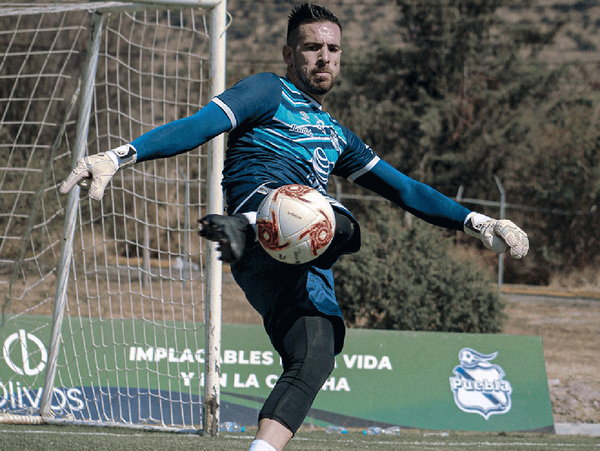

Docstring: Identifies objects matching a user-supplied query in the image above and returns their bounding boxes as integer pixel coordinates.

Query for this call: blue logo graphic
[449,347,512,420]
[312,147,334,186]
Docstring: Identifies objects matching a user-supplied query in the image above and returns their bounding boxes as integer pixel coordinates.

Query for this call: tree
[327,0,600,282]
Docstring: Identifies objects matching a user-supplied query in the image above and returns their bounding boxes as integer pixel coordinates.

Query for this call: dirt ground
[502,289,600,424]
[222,277,600,425]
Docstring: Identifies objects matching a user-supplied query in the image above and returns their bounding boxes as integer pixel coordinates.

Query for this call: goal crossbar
[1,1,223,16]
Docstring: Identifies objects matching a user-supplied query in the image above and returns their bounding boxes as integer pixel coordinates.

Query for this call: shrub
[334,205,504,333]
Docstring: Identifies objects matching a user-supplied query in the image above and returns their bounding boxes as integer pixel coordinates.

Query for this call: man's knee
[313,210,360,268]
[280,315,335,383]
[283,343,334,391]
[259,316,336,432]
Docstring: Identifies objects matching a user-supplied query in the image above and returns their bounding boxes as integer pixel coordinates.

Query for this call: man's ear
[282,45,293,67]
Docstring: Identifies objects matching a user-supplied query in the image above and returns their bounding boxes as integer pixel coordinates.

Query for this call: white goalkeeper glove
[60,144,137,201]
[464,212,529,260]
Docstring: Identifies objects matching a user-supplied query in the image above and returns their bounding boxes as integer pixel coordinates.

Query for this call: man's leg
[312,210,359,269]
[251,315,336,450]
[200,208,358,266]
[250,419,292,451]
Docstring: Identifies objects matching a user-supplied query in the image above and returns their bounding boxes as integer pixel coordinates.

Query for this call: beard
[299,70,336,97]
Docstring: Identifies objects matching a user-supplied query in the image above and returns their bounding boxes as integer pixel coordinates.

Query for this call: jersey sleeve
[212,72,283,129]
[332,127,379,180]
[132,101,231,162]
[132,72,282,162]
[354,159,471,230]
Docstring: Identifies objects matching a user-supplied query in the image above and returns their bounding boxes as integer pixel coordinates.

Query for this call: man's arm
[61,72,283,201]
[60,101,232,200]
[355,159,470,230]
[132,101,232,162]
[354,159,529,259]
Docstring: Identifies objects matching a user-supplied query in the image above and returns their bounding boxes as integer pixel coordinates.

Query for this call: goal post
[0,1,226,434]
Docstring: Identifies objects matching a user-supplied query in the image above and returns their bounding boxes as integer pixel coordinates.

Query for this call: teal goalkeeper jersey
[213,73,379,212]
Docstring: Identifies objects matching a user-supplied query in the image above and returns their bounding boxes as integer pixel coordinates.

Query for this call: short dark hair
[287,3,342,46]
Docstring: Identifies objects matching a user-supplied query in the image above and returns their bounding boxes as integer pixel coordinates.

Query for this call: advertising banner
[0,316,553,432]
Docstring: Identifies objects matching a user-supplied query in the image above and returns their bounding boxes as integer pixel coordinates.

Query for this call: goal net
[0,1,226,433]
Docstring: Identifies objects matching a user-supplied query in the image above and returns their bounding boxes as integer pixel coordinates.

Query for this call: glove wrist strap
[464,212,492,237]
[106,144,137,169]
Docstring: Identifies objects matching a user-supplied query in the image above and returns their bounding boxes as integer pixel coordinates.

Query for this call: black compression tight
[312,210,356,269]
[328,211,355,254]
[259,315,336,433]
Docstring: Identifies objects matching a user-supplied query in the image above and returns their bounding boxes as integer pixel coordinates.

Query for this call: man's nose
[317,47,330,63]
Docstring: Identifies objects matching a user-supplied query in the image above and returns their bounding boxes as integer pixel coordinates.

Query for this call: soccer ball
[256,184,336,264]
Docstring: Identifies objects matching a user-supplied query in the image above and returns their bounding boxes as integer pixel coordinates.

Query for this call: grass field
[1,424,598,451]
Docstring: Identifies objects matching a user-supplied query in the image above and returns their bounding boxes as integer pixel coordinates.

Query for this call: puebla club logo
[449,347,512,420]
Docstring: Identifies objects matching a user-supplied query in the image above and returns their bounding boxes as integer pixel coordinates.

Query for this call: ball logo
[257,210,290,252]
[449,347,512,420]
[297,212,333,256]
[272,184,314,202]
[3,329,48,376]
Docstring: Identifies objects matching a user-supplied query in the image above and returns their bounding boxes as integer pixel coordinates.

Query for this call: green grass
[0,424,598,451]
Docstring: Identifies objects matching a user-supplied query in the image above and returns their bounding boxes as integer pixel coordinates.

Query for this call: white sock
[248,438,277,451]
[242,211,257,224]
[242,211,258,240]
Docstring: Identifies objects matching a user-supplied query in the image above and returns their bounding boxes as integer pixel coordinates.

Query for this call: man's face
[283,21,342,103]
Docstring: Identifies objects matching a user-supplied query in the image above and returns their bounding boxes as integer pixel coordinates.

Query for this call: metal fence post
[494,176,506,293]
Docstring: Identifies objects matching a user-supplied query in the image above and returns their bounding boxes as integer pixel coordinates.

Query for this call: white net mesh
[0,4,213,431]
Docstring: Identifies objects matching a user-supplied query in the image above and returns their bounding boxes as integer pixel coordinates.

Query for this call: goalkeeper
[61,4,528,451]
